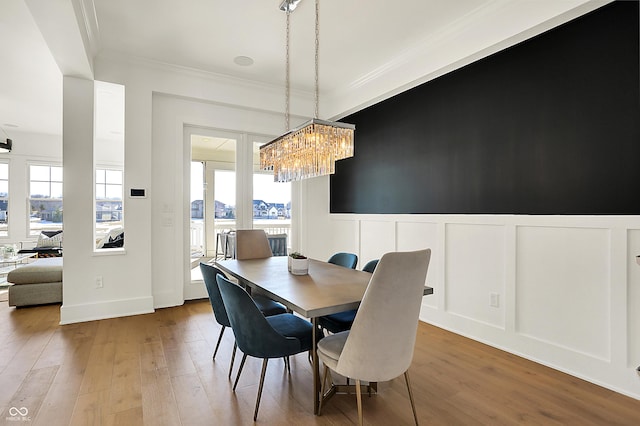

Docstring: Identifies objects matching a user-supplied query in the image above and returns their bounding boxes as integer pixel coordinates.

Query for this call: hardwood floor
[1,299,639,425]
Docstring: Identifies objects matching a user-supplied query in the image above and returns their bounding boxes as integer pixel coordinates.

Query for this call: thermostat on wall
[130,188,146,198]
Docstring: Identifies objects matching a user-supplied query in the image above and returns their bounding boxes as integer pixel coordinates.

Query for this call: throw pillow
[36,230,63,248]
[102,232,124,248]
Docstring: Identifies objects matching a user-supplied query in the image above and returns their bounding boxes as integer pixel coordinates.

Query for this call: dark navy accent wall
[330,1,640,214]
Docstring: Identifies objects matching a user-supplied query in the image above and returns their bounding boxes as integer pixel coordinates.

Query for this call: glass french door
[190,131,237,263]
[251,138,292,252]
[190,160,205,259]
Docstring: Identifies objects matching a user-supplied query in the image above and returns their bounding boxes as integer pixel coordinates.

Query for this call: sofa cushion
[7,257,63,285]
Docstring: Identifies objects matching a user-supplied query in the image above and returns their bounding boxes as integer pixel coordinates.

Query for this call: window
[94,81,125,249]
[96,168,123,228]
[0,163,8,237]
[252,140,291,240]
[29,164,63,235]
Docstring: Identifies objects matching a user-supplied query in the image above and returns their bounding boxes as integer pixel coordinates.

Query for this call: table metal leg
[312,317,320,414]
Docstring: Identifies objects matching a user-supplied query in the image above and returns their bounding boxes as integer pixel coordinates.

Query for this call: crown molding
[324,0,612,119]
[97,49,314,101]
[74,0,100,59]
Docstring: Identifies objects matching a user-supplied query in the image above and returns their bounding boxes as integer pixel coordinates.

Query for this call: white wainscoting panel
[516,226,611,361]
[397,221,439,309]
[360,220,396,268]
[327,218,360,261]
[302,209,640,398]
[445,223,506,329]
[628,229,640,367]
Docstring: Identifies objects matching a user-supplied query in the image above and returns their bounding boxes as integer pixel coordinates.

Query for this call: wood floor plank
[78,342,116,395]
[104,406,144,426]
[109,357,142,414]
[170,372,217,426]
[140,367,181,426]
[69,389,110,426]
[0,315,57,412]
[1,365,58,423]
[33,328,95,426]
[2,299,640,425]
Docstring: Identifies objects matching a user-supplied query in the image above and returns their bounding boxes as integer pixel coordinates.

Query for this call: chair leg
[233,353,248,391]
[355,379,363,426]
[404,371,419,426]
[253,358,269,421]
[213,326,226,360]
[228,342,237,380]
[318,364,329,415]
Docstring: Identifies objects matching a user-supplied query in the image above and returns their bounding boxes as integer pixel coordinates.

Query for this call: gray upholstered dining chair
[235,229,273,260]
[316,249,431,425]
[199,262,286,379]
[217,274,314,421]
[318,259,379,335]
[327,252,358,269]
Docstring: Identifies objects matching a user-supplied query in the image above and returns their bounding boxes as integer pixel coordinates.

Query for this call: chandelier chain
[285,11,291,131]
[259,0,354,182]
[314,0,320,119]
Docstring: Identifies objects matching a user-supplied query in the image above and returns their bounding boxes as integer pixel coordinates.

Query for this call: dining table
[215,255,434,414]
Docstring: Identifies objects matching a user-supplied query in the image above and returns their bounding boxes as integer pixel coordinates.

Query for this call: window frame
[0,162,9,238]
[28,163,63,236]
[94,167,124,250]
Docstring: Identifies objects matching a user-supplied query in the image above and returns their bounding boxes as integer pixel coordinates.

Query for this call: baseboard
[184,279,207,300]
[59,296,154,324]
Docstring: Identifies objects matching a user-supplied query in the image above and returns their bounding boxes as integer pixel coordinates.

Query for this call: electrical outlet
[490,293,500,308]
[96,276,103,289]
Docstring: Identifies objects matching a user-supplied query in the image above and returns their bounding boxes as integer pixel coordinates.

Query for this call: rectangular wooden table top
[215,256,433,318]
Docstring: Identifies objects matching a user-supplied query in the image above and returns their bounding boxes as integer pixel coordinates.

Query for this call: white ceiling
[0,0,605,139]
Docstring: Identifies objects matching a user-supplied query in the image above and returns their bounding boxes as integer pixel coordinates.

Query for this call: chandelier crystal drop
[260,0,355,182]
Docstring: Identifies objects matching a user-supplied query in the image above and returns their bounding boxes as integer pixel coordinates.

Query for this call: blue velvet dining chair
[318,259,379,335]
[199,262,286,379]
[216,274,314,421]
[327,252,358,269]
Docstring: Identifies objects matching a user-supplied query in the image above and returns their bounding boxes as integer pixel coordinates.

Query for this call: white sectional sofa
[8,257,63,307]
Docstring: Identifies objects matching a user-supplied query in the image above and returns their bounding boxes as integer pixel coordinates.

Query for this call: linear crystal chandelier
[260,0,355,182]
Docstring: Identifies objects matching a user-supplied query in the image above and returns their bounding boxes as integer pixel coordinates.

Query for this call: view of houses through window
[0,163,8,237]
[252,173,291,221]
[189,137,292,260]
[95,168,123,243]
[29,164,63,235]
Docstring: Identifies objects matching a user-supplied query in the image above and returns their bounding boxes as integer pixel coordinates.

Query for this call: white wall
[60,76,154,324]
[299,175,640,399]
[151,94,288,305]
[53,54,313,324]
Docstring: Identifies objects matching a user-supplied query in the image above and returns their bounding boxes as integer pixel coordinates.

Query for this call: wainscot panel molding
[628,229,640,368]
[445,223,506,330]
[515,225,611,361]
[303,212,640,399]
[397,221,439,309]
